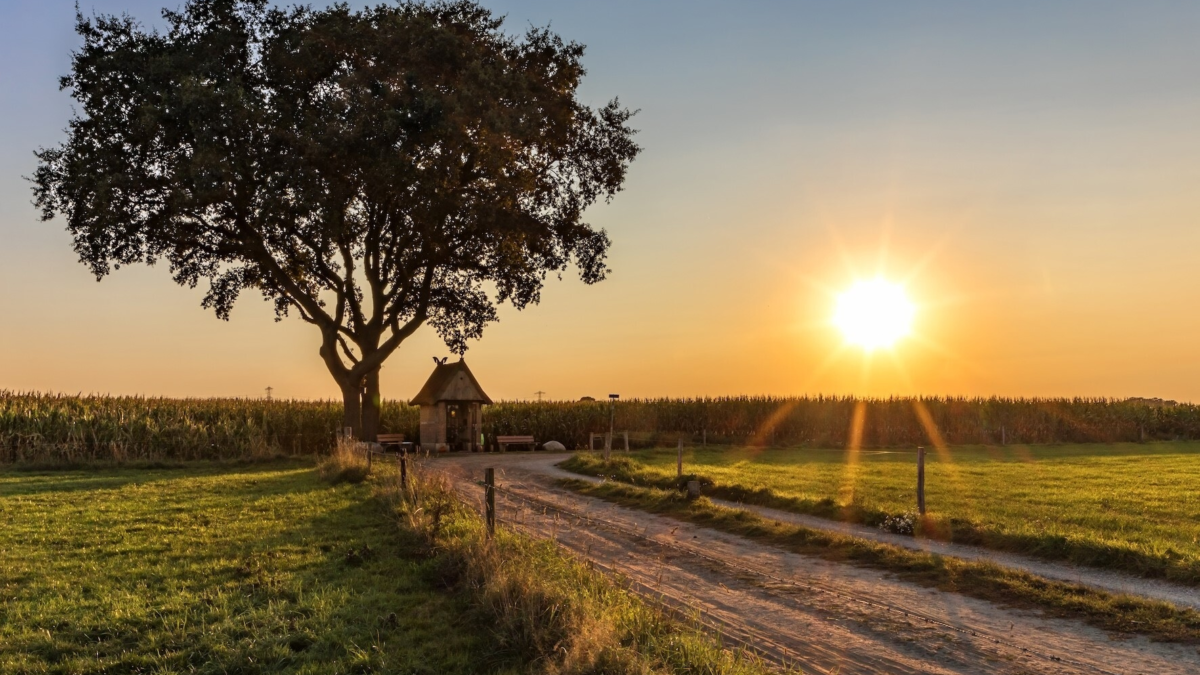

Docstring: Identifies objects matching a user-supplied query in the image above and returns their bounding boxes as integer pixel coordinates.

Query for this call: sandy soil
[430,452,1200,675]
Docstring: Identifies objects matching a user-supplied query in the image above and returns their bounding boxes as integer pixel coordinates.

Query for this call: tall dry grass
[317,437,371,485]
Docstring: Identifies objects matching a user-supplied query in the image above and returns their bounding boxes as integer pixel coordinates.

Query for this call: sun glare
[834,278,915,351]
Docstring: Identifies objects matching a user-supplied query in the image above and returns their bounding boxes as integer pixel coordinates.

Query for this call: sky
[2,1,1200,402]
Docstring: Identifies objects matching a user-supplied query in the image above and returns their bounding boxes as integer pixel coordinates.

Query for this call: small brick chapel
[410,358,492,453]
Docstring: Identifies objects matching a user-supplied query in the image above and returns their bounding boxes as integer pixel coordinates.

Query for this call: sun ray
[911,398,974,519]
[749,399,800,447]
[837,399,868,510]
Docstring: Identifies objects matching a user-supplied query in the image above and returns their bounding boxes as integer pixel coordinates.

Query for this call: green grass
[561,478,1200,645]
[0,458,783,675]
[0,461,499,674]
[562,443,1200,583]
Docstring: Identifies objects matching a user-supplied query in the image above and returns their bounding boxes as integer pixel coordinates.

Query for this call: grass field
[0,458,777,674]
[562,442,1200,583]
[0,461,499,674]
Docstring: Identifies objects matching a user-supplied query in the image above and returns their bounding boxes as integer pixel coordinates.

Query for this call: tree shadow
[0,459,317,498]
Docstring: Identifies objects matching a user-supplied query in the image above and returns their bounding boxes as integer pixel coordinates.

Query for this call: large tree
[33,0,639,439]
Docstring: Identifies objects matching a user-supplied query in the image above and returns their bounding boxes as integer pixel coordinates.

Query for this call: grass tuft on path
[561,444,1200,584]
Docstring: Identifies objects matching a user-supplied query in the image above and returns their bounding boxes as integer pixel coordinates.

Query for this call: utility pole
[535,390,546,402]
[265,386,273,402]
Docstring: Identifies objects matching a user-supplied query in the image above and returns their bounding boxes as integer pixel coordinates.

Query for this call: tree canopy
[33,0,640,437]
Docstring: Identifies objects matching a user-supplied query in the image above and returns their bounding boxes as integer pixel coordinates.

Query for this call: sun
[833,278,915,350]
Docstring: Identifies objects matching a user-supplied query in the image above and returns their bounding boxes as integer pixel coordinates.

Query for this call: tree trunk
[361,368,381,442]
[341,382,362,440]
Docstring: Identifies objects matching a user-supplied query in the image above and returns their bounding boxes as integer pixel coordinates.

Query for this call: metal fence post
[916,446,926,515]
[485,467,495,536]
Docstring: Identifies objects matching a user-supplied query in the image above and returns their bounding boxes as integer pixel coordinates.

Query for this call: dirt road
[433,452,1200,675]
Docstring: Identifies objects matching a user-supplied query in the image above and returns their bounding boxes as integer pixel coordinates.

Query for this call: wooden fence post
[400,454,407,489]
[916,446,926,515]
[702,429,706,447]
[485,467,495,536]
[624,431,629,452]
[677,439,683,478]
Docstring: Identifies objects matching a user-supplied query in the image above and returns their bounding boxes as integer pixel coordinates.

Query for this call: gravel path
[431,452,1200,675]
[528,454,1200,611]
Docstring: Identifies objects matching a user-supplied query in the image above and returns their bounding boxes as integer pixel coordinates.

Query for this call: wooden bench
[377,434,410,453]
[497,435,536,452]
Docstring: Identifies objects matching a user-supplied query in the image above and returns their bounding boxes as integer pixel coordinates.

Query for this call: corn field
[487,395,1200,449]
[3,390,1198,464]
[0,391,416,464]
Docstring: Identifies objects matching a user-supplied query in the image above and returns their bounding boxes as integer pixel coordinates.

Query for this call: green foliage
[563,444,1200,584]
[0,462,499,674]
[567,479,1200,644]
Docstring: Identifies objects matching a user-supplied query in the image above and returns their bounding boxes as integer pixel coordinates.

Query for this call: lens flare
[834,278,914,350]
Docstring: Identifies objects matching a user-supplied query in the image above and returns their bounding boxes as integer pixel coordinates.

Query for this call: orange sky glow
[3,2,1200,402]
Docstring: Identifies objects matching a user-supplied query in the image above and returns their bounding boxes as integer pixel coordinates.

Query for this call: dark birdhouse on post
[410,358,492,453]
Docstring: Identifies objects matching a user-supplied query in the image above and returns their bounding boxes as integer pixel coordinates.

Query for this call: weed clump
[317,438,370,485]
[878,511,918,536]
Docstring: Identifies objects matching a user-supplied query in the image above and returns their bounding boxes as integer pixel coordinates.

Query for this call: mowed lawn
[567,443,1200,581]
[0,462,499,674]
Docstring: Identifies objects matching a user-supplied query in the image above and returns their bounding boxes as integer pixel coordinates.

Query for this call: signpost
[606,394,619,461]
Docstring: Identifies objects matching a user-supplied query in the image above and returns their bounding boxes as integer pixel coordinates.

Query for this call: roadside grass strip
[561,445,1200,585]
[557,476,1200,645]
[377,462,788,675]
